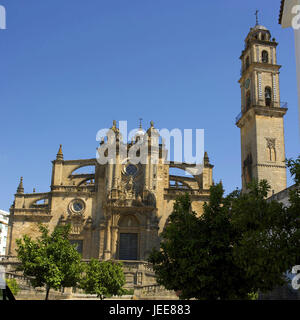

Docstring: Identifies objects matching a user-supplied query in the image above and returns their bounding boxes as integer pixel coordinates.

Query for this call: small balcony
[235,101,288,124]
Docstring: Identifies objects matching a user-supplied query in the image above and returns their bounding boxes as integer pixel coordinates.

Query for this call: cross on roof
[255,9,259,25]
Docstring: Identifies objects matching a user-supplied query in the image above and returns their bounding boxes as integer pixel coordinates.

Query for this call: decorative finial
[56,144,63,161]
[139,118,143,129]
[255,9,259,26]
[110,120,119,133]
[146,120,156,136]
[17,177,24,194]
[204,151,210,166]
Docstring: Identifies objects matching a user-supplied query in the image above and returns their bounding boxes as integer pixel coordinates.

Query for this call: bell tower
[236,21,288,195]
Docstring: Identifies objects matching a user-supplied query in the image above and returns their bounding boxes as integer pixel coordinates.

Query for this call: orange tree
[149,157,300,300]
[16,224,84,300]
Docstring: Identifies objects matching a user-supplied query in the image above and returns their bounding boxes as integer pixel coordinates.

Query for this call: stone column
[104,218,111,260]
[107,159,114,191]
[82,224,93,259]
[149,158,153,190]
[111,226,119,259]
[145,155,149,189]
[144,217,151,259]
[98,224,106,259]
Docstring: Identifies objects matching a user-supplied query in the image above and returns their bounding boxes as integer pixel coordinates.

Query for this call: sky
[0,0,299,211]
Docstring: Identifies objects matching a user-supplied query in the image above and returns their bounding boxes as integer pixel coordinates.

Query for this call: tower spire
[139,118,143,129]
[17,177,24,194]
[56,144,64,161]
[204,151,210,166]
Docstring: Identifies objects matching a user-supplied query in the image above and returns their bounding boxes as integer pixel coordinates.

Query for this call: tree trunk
[45,286,50,300]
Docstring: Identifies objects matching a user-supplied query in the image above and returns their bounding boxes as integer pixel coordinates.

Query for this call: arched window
[261,34,265,41]
[262,50,269,63]
[246,91,251,110]
[265,87,272,106]
[266,138,276,162]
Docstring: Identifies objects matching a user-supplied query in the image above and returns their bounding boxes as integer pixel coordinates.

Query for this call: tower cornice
[236,105,288,128]
[239,63,281,83]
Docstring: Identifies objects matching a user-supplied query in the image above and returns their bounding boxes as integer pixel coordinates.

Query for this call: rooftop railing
[235,101,288,124]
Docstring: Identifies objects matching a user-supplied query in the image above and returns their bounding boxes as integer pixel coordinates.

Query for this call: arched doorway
[118,215,140,260]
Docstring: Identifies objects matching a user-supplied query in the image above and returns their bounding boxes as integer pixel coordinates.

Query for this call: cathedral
[6,22,288,281]
[6,121,213,261]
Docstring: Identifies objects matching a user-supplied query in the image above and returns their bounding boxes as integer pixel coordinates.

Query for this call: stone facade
[6,121,213,266]
[236,24,287,196]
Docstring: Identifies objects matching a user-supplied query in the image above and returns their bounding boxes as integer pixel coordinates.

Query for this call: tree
[230,179,300,293]
[149,189,252,300]
[80,258,127,300]
[286,156,300,185]
[149,157,300,300]
[232,156,300,293]
[16,224,84,300]
[148,194,202,299]
[5,278,20,296]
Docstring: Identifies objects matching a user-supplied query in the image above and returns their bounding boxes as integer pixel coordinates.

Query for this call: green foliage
[5,278,20,296]
[150,189,252,300]
[126,288,134,295]
[148,193,202,299]
[230,180,300,293]
[286,156,300,230]
[247,292,258,300]
[149,158,300,300]
[16,224,84,300]
[286,155,300,186]
[80,259,127,300]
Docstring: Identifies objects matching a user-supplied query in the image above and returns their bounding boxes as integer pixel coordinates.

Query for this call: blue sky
[0,0,299,211]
